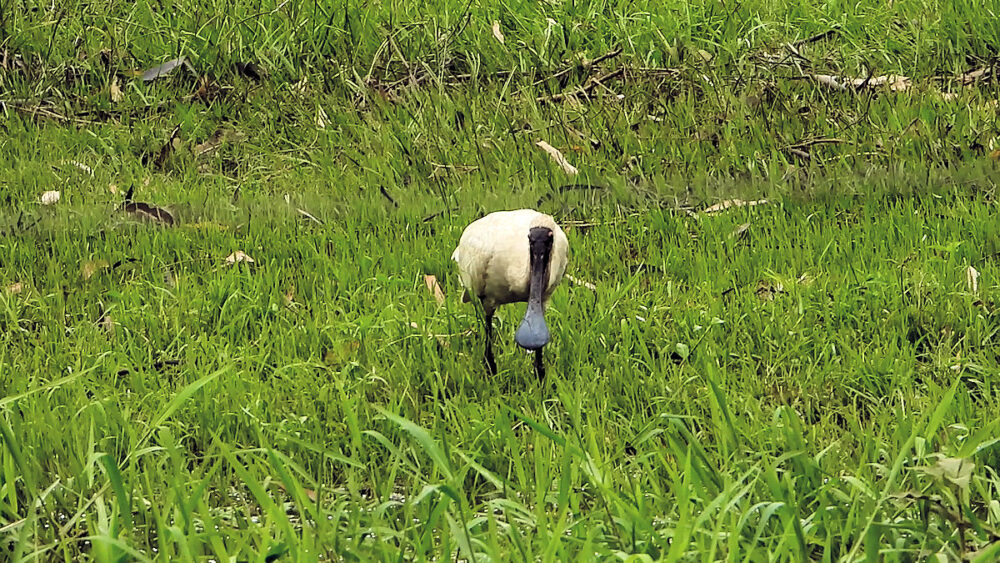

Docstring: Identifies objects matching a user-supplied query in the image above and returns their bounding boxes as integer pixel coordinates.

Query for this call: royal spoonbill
[452,209,569,381]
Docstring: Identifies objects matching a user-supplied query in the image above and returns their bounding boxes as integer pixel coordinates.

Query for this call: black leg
[484,312,497,375]
[534,348,545,382]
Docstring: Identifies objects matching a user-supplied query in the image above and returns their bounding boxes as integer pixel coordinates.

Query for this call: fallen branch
[958,63,996,85]
[7,103,98,125]
[537,68,625,104]
[783,147,811,161]
[535,140,579,175]
[533,47,623,87]
[379,186,399,207]
[787,137,847,149]
[369,61,675,95]
[804,73,910,92]
[565,274,597,291]
[792,28,839,48]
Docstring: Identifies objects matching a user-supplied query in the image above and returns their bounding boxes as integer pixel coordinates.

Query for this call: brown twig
[623,66,682,77]
[537,68,625,104]
[787,137,847,149]
[388,34,419,89]
[379,186,399,207]
[783,147,811,161]
[533,47,623,86]
[370,57,679,96]
[792,28,839,48]
[893,492,1000,552]
[783,42,807,62]
[584,48,625,68]
[958,63,996,85]
[7,103,97,125]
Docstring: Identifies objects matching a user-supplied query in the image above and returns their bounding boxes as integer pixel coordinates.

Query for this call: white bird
[452,209,569,380]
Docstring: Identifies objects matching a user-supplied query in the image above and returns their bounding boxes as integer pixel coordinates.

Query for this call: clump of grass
[3,0,1000,560]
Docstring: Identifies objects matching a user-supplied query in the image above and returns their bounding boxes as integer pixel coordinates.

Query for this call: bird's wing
[452,227,495,299]
[550,224,570,287]
[453,210,541,309]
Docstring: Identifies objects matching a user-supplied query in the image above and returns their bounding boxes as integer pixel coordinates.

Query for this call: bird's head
[527,226,554,260]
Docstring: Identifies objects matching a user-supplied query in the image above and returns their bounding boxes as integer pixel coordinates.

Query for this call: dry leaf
[194,128,225,157]
[755,280,785,301]
[225,251,255,265]
[272,481,318,502]
[140,56,195,81]
[810,74,847,91]
[535,140,578,175]
[916,457,975,492]
[188,75,221,102]
[40,190,61,205]
[302,487,318,502]
[123,201,175,225]
[491,21,505,44]
[4,282,23,294]
[110,75,123,102]
[796,272,817,286]
[702,199,769,214]
[323,340,360,367]
[234,62,263,81]
[109,183,119,195]
[696,49,713,63]
[990,149,1000,160]
[194,127,246,158]
[424,274,446,305]
[565,274,597,291]
[966,265,980,294]
[72,161,93,175]
[316,106,329,129]
[151,125,181,169]
[296,208,323,225]
[81,259,109,280]
[100,315,115,337]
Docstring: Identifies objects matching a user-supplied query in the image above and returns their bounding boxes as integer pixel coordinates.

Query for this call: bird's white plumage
[452,209,569,315]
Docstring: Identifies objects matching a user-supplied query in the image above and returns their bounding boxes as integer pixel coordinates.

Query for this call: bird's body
[452,209,569,380]
[452,210,569,313]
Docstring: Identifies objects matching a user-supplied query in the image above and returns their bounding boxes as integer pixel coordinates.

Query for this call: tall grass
[3,0,1000,560]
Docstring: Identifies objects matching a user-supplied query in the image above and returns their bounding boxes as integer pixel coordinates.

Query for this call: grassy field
[3,0,1000,560]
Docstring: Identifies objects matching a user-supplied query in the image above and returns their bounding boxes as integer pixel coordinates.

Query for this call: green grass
[3,0,1000,560]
